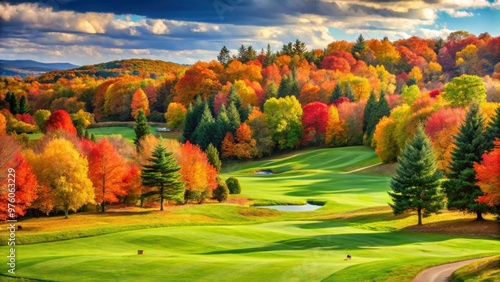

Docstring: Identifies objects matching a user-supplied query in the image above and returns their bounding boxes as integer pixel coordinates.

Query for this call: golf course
[1,147,499,281]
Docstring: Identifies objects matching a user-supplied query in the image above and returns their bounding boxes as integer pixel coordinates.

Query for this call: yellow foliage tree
[0,114,6,136]
[30,138,94,218]
[325,106,347,147]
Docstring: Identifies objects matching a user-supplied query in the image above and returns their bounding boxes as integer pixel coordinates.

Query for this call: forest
[0,30,499,220]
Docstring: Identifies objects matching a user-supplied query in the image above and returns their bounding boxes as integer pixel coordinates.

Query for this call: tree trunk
[160,185,164,211]
[475,212,484,221]
[101,202,106,213]
[102,177,106,213]
[417,207,422,226]
[64,209,69,219]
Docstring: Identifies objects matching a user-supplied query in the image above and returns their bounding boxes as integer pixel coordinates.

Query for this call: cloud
[441,8,474,18]
[0,0,498,65]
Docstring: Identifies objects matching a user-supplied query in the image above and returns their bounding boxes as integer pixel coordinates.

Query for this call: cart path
[412,257,487,282]
[341,162,382,174]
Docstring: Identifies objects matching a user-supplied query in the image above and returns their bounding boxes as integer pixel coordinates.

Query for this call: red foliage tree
[474,139,500,206]
[45,110,77,135]
[0,154,38,220]
[301,102,329,145]
[15,114,35,125]
[87,138,127,212]
[321,56,351,73]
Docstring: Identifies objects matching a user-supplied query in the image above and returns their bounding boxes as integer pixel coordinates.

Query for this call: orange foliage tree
[131,88,150,118]
[232,123,256,159]
[174,61,221,106]
[178,141,218,203]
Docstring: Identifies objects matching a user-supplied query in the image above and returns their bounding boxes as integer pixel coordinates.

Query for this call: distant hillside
[0,59,79,77]
[36,59,189,83]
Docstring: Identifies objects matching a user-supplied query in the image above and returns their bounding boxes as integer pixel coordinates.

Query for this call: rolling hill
[0,59,79,77]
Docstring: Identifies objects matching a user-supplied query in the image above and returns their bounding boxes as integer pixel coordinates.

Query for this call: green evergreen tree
[84,129,90,140]
[182,96,204,142]
[330,83,343,102]
[289,67,300,97]
[263,44,275,67]
[351,34,366,59]
[217,45,231,66]
[264,82,278,101]
[388,125,444,225]
[192,103,216,150]
[485,106,500,151]
[344,83,355,102]
[363,90,377,134]
[205,143,222,173]
[7,93,19,115]
[141,141,184,210]
[226,101,241,134]
[133,109,150,148]
[277,75,291,98]
[215,104,231,147]
[18,95,30,114]
[90,133,96,142]
[227,85,247,120]
[376,90,391,118]
[442,103,493,220]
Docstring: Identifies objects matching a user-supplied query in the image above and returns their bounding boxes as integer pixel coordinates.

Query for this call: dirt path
[412,258,486,282]
[341,162,382,174]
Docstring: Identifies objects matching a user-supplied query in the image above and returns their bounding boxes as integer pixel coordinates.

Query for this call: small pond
[256,203,322,212]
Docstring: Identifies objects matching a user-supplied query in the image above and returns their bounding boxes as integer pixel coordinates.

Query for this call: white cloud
[441,9,474,18]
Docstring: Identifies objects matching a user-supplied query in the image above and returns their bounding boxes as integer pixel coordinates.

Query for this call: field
[1,147,498,281]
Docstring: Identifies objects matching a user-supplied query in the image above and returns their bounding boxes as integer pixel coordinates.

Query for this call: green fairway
[2,221,498,282]
[223,146,389,210]
[2,147,498,281]
[87,126,181,142]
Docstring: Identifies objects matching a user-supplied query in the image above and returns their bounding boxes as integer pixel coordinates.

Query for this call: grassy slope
[1,147,498,281]
[452,256,500,282]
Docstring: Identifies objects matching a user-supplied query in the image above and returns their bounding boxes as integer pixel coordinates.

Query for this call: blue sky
[0,0,499,65]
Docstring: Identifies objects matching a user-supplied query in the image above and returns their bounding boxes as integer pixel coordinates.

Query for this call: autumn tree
[0,154,38,220]
[474,140,500,207]
[45,110,77,135]
[0,113,6,136]
[131,88,150,118]
[165,102,187,130]
[442,103,493,220]
[30,138,94,218]
[141,142,184,210]
[247,109,274,158]
[485,106,500,150]
[233,123,257,159]
[389,126,444,225]
[88,138,127,212]
[442,74,486,107]
[302,102,328,146]
[174,61,221,106]
[178,141,218,203]
[325,105,347,147]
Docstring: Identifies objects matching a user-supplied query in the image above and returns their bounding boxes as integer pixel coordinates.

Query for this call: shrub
[213,182,229,203]
[226,177,241,194]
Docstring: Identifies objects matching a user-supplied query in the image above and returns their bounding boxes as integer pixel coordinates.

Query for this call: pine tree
[217,46,231,66]
[7,93,19,115]
[182,97,204,142]
[206,143,222,173]
[141,141,184,210]
[133,109,150,148]
[226,101,241,134]
[344,83,355,102]
[215,104,231,147]
[442,103,492,220]
[351,34,366,59]
[363,90,377,134]
[192,103,216,150]
[227,85,246,119]
[388,125,444,225]
[263,44,275,67]
[90,133,96,142]
[485,106,500,151]
[330,83,343,103]
[289,67,300,97]
[84,129,90,140]
[376,90,391,118]
[19,95,30,114]
[277,75,291,98]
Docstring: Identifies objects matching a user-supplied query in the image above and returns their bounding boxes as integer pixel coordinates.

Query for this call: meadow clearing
[1,145,498,281]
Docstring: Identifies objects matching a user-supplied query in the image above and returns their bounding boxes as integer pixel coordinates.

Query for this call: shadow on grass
[201,230,449,255]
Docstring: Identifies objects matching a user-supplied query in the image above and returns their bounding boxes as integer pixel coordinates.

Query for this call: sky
[0,0,499,66]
